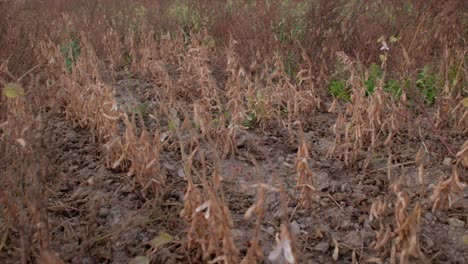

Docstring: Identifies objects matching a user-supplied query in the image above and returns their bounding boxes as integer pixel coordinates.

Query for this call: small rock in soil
[319,198,330,207]
[231,229,244,240]
[424,212,433,221]
[334,193,348,202]
[120,185,132,194]
[317,224,331,235]
[448,218,465,228]
[314,242,329,253]
[177,168,185,178]
[340,219,353,230]
[98,208,109,218]
[266,226,275,235]
[422,235,435,250]
[443,157,452,166]
[342,230,361,249]
[290,221,301,235]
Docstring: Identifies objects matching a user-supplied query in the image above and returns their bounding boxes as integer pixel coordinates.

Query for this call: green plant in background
[168,1,215,50]
[330,61,406,102]
[60,36,81,73]
[329,80,350,102]
[223,111,231,125]
[135,101,150,117]
[329,62,351,102]
[242,112,257,129]
[225,0,238,14]
[169,1,212,34]
[284,52,299,80]
[125,101,150,117]
[363,63,402,98]
[288,1,308,41]
[446,63,467,96]
[123,51,132,68]
[273,1,308,43]
[416,66,436,105]
[384,79,402,98]
[364,63,383,96]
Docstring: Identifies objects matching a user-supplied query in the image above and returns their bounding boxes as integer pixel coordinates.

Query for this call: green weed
[242,112,257,129]
[364,63,383,96]
[273,1,308,44]
[384,79,402,98]
[416,66,436,105]
[136,101,150,117]
[60,37,81,73]
[169,1,212,34]
[363,63,402,98]
[329,80,350,102]
[125,101,150,117]
[123,51,132,68]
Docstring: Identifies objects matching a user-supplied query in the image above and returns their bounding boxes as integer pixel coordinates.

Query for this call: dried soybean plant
[415,146,427,197]
[225,36,248,127]
[39,27,168,200]
[0,67,63,263]
[393,202,425,264]
[328,52,367,166]
[369,181,425,263]
[176,32,221,106]
[295,123,317,208]
[431,166,466,213]
[295,48,322,114]
[221,36,251,157]
[368,197,392,252]
[132,28,180,110]
[268,182,298,264]
[241,156,281,264]
[120,113,166,198]
[435,47,467,133]
[159,31,186,66]
[174,111,239,263]
[328,52,406,168]
[392,183,425,263]
[241,182,267,264]
[269,53,298,142]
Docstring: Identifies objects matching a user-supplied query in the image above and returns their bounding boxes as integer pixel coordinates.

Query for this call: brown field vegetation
[0,0,467,263]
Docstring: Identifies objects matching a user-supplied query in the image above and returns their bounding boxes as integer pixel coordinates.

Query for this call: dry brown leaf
[332,238,340,261]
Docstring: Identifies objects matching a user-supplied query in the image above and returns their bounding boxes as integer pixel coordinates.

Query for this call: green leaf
[149,232,173,248]
[4,83,25,98]
[390,36,398,43]
[129,256,150,264]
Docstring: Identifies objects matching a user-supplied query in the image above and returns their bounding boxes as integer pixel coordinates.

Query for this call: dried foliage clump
[0,65,63,263]
[369,182,426,264]
[328,51,409,169]
[431,167,466,213]
[178,144,239,263]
